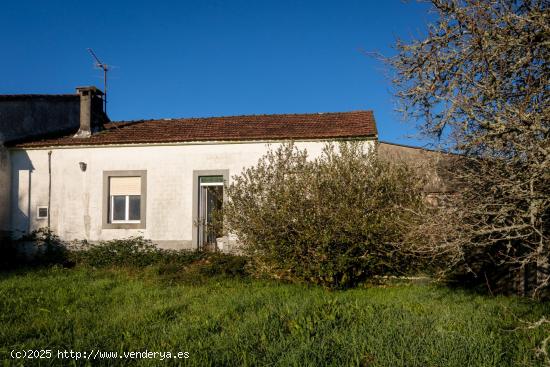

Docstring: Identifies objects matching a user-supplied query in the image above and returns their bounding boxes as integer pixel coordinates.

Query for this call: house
[0,86,537,297]
[0,86,380,250]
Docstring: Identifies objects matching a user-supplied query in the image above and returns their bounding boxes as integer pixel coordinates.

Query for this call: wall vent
[37,206,49,219]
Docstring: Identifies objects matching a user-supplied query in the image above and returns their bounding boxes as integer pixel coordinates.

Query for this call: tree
[390,0,549,296]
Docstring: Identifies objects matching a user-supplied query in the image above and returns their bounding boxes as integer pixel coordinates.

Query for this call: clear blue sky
[1,0,434,146]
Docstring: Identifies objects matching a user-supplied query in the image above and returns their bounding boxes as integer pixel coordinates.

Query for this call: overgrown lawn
[0,267,548,366]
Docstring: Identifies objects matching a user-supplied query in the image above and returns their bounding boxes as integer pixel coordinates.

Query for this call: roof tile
[11,110,377,148]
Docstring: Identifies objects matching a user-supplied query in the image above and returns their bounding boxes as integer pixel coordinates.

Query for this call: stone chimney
[74,86,107,138]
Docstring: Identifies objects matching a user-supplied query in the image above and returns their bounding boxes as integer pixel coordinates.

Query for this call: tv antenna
[87,48,109,113]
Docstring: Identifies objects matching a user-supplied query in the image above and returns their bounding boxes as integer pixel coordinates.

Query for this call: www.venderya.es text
[10,349,190,361]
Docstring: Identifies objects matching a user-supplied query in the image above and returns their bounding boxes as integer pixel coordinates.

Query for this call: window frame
[102,170,147,229]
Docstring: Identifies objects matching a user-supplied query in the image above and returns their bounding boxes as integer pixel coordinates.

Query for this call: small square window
[103,171,146,229]
[108,176,142,223]
[37,206,48,219]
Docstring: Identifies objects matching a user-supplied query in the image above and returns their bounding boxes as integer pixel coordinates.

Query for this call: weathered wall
[378,141,455,194]
[9,140,375,249]
[0,95,80,143]
[0,95,80,240]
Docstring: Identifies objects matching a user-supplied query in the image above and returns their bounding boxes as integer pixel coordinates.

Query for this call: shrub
[70,237,163,267]
[70,237,210,269]
[70,237,250,279]
[223,142,429,288]
[1,231,251,281]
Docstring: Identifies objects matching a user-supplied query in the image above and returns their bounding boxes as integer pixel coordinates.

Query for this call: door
[198,176,224,250]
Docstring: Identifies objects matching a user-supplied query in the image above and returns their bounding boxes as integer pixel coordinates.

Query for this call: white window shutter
[109,177,141,196]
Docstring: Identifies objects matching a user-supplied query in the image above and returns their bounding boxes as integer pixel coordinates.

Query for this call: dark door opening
[198,176,224,250]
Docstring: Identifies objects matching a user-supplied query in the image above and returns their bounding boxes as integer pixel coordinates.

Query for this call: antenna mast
[87,48,109,113]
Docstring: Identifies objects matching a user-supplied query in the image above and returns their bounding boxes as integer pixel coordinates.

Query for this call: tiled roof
[11,110,377,148]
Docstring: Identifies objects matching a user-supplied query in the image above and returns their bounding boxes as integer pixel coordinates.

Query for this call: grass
[0,266,549,366]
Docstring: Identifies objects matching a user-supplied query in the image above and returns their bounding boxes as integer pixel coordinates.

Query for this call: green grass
[0,267,549,366]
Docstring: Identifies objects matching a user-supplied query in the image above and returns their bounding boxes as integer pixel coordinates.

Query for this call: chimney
[74,86,107,138]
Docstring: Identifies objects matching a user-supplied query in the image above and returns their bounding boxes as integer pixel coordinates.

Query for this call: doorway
[198,175,224,250]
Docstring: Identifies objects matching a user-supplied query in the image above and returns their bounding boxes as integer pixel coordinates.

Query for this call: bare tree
[390,0,549,296]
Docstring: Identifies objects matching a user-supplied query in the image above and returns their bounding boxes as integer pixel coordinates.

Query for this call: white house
[0,87,378,250]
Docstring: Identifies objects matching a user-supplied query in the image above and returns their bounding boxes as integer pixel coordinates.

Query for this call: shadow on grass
[0,229,74,272]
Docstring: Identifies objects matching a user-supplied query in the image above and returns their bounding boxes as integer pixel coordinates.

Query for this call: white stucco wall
[9,139,374,249]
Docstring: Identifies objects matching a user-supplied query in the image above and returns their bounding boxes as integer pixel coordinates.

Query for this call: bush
[223,142,429,288]
[70,237,250,280]
[70,237,164,268]
[1,231,250,280]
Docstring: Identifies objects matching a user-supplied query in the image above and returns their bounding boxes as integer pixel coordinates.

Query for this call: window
[103,171,147,229]
[37,206,48,219]
[109,176,141,223]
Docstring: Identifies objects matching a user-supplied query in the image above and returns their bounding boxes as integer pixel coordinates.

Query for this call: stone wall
[378,141,457,195]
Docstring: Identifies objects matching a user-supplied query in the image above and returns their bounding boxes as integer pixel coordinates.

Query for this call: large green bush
[223,142,429,288]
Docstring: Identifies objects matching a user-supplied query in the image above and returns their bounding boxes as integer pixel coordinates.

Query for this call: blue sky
[1,0,434,146]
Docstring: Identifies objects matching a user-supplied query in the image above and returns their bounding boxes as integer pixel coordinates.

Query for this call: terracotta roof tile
[11,110,377,148]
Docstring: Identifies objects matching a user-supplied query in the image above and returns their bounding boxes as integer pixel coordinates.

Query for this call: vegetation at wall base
[0,232,251,281]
